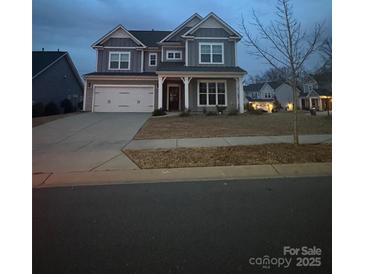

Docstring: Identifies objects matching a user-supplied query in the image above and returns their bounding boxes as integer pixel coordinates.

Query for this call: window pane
[120,54,129,61]
[218,94,225,105]
[212,54,222,63]
[208,82,216,93]
[199,93,207,105]
[175,52,181,59]
[208,94,216,105]
[201,54,210,62]
[168,52,174,58]
[212,45,222,54]
[110,61,119,69]
[217,82,225,93]
[201,45,211,54]
[199,82,207,93]
[120,61,128,69]
[110,53,119,61]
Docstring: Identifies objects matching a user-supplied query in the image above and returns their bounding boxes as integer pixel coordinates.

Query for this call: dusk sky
[32,0,332,77]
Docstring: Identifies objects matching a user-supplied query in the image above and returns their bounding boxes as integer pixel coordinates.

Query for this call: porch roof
[156,62,246,74]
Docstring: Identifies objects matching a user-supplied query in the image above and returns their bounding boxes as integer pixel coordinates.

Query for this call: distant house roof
[32,51,83,88]
[156,62,246,73]
[245,81,285,92]
[315,88,332,96]
[245,96,274,102]
[33,51,67,77]
[129,30,171,47]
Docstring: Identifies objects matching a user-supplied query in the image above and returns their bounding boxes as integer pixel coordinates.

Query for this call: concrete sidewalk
[33,162,331,188]
[125,134,332,150]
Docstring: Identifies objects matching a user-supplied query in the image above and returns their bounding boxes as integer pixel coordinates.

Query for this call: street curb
[33,162,331,189]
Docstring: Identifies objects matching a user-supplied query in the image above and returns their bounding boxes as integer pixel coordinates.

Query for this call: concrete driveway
[33,113,150,173]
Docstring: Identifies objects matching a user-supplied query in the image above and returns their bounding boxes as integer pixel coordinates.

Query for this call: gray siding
[168,26,190,42]
[143,51,161,72]
[33,56,83,110]
[97,49,142,72]
[162,46,185,63]
[103,38,138,47]
[188,39,235,67]
[84,79,158,112]
[193,28,230,37]
[188,78,237,111]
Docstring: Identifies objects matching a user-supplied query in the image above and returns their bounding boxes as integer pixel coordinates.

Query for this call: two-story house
[244,81,298,112]
[299,74,332,111]
[83,13,246,113]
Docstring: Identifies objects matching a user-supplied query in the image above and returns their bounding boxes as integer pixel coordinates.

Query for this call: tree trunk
[291,78,299,145]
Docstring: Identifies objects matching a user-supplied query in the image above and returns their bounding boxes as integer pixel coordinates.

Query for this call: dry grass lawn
[134,112,332,140]
[124,143,332,169]
[32,113,81,127]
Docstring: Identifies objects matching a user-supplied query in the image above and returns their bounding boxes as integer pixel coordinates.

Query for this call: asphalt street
[33,176,331,274]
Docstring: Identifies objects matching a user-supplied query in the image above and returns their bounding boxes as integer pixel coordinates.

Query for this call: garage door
[93,86,154,112]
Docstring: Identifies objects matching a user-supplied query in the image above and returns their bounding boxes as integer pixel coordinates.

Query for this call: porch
[157,74,245,113]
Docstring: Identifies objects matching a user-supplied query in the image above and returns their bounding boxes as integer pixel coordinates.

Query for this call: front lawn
[124,143,332,169]
[134,112,332,140]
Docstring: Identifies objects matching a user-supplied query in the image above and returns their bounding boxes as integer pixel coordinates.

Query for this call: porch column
[239,76,244,113]
[309,97,312,109]
[158,75,164,109]
[182,77,192,111]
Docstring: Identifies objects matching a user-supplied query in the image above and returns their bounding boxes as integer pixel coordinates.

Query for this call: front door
[168,86,180,111]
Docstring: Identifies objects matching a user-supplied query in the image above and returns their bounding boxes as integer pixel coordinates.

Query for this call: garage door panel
[93,86,154,112]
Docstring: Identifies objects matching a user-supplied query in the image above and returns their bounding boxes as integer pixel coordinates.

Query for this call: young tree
[241,0,322,144]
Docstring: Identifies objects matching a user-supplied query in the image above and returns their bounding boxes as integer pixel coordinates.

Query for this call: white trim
[149,52,158,66]
[103,46,144,49]
[182,12,242,39]
[159,13,203,43]
[185,40,188,66]
[198,42,224,65]
[194,37,230,40]
[140,49,144,72]
[91,24,147,48]
[92,84,155,112]
[166,50,183,61]
[166,83,182,111]
[108,51,131,70]
[83,80,87,111]
[197,80,227,107]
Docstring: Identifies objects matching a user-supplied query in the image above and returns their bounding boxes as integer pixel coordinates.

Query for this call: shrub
[227,108,239,116]
[216,105,226,114]
[44,102,60,116]
[250,109,265,115]
[60,98,74,113]
[32,102,44,117]
[179,109,191,117]
[152,108,166,116]
[202,107,207,114]
[206,111,217,116]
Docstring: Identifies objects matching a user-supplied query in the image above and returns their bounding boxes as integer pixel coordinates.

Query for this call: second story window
[199,43,224,64]
[166,50,182,61]
[109,52,130,70]
[149,53,157,66]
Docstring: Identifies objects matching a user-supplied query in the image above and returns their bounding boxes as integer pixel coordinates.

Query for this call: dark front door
[168,86,180,111]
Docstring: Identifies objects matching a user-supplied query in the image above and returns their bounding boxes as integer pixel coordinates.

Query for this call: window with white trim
[199,43,224,64]
[166,50,182,60]
[109,52,130,70]
[149,53,157,66]
[198,81,227,106]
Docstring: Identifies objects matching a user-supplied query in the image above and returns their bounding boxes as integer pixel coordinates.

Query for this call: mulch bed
[124,143,332,169]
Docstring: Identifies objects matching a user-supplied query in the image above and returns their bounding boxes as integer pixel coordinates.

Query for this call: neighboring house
[299,73,332,111]
[83,12,247,113]
[33,50,84,110]
[244,81,297,112]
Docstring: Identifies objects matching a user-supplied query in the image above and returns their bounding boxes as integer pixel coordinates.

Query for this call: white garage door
[93,86,154,112]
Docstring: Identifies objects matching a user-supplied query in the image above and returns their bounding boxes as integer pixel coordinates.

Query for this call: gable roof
[129,30,171,47]
[33,51,67,77]
[245,81,285,92]
[91,24,147,48]
[182,12,242,38]
[159,13,203,43]
[32,51,83,88]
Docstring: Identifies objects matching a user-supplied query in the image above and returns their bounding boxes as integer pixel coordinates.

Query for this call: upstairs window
[109,52,130,70]
[199,43,224,64]
[149,53,157,66]
[166,50,182,60]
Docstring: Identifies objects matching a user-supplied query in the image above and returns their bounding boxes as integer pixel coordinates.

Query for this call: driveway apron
[33,113,150,173]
